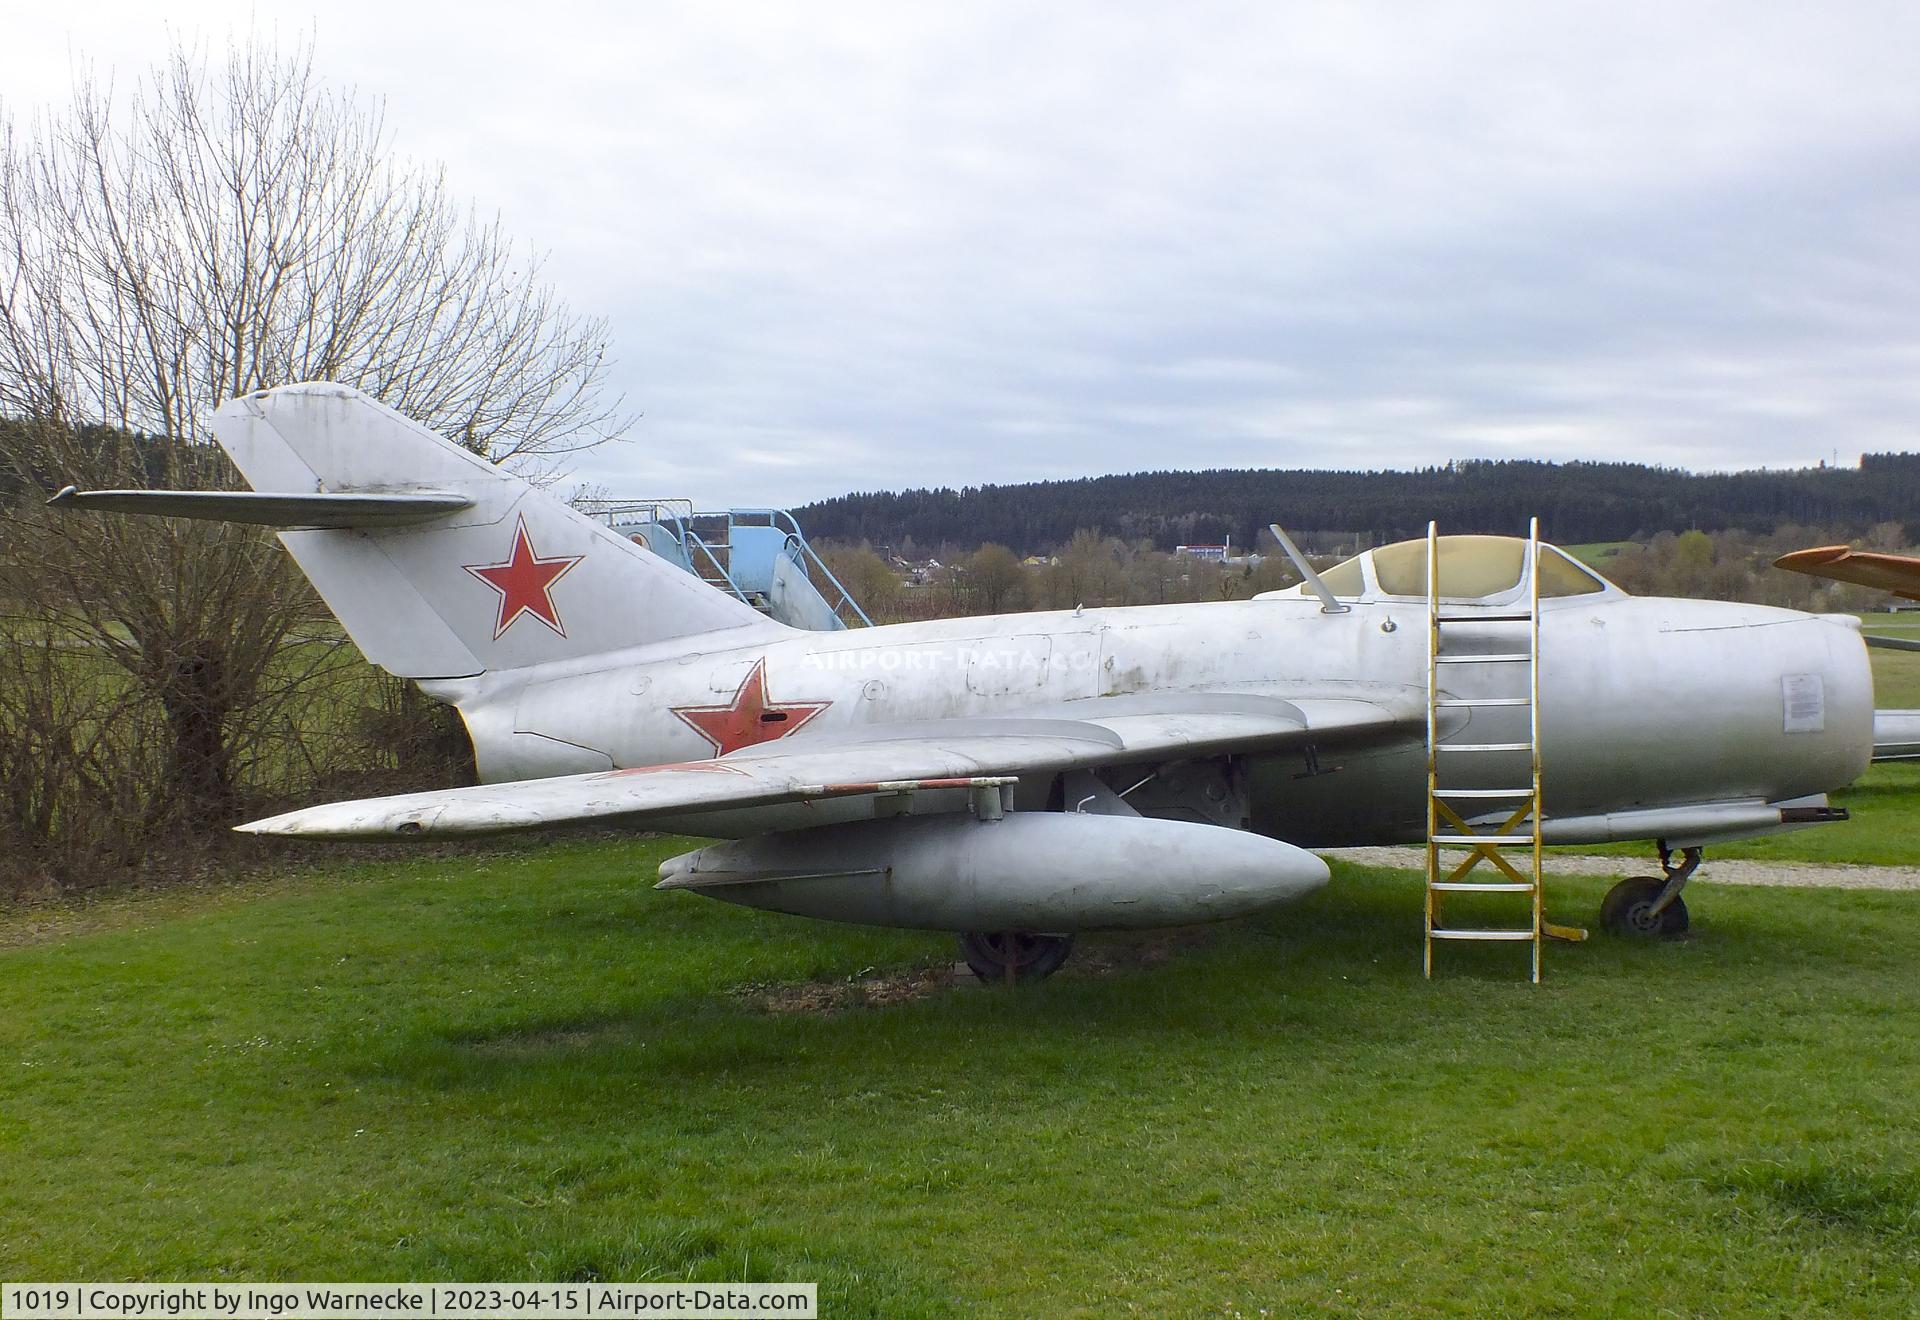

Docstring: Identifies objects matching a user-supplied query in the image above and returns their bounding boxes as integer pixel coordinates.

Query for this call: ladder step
[1435,653,1532,664]
[1434,697,1530,708]
[1435,613,1534,623]
[1436,742,1533,753]
[1429,881,1536,892]
[1432,833,1537,845]
[1433,787,1535,798]
[1429,928,1537,941]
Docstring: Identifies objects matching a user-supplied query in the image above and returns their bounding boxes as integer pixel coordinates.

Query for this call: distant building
[896,557,944,587]
[1175,541,1230,563]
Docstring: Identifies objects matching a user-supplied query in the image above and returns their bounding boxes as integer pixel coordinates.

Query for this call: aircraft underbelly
[1247,738,1429,846]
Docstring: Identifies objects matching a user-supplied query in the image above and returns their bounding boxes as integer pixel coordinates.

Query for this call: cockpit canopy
[1269,534,1614,604]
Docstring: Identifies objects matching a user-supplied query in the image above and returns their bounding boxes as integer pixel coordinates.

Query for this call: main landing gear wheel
[959,931,1074,982]
[1599,876,1691,937]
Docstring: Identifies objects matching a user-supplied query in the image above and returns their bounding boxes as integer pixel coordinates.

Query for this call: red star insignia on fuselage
[463,515,585,639]
[672,659,830,757]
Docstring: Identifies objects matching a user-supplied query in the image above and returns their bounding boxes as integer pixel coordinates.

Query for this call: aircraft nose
[1806,613,1876,779]
[1688,603,1874,800]
[1545,597,1873,810]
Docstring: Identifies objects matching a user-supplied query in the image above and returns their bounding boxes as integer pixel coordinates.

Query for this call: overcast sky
[6,2,1919,506]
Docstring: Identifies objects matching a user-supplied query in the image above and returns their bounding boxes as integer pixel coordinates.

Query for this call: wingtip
[1773,545,1851,572]
[46,484,77,507]
[233,805,339,837]
[232,800,457,839]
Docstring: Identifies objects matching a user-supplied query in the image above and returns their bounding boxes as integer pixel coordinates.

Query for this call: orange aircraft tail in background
[1774,545,1920,601]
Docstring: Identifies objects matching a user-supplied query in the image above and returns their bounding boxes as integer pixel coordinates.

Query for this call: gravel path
[1324,846,1920,891]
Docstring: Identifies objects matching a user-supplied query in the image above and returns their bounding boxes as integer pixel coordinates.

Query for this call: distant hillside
[797,454,1920,555]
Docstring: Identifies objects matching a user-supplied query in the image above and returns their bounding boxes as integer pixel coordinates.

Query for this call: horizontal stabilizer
[47,486,474,528]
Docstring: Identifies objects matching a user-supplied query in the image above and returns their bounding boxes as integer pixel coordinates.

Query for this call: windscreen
[1295,536,1615,600]
[1371,536,1526,598]
[1302,553,1367,597]
[1538,547,1608,596]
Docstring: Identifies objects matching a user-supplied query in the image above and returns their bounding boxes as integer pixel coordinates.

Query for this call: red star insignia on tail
[672,659,829,756]
[463,515,585,639]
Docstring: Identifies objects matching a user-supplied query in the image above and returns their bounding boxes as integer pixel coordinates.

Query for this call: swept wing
[240,694,1406,838]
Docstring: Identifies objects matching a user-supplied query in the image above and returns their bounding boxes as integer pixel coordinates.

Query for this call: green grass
[1562,540,1635,567]
[5,840,1920,1316]
[1871,635,1920,708]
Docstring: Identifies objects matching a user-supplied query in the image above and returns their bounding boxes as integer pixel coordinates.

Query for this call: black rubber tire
[958,931,1074,982]
[1599,876,1690,938]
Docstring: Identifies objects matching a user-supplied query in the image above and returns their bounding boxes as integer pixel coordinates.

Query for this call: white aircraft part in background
[53,384,1874,979]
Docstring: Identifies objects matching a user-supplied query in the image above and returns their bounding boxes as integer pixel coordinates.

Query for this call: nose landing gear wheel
[1599,876,1690,938]
[959,931,1074,982]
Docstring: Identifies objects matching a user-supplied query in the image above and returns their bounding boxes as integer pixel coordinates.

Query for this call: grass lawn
[4,839,1919,1316]
[1869,630,1920,708]
[1562,541,1635,568]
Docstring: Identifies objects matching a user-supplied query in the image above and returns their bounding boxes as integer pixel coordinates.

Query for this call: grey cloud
[7,2,1920,505]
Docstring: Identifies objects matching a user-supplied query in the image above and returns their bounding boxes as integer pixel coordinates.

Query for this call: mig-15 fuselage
[56,384,1871,979]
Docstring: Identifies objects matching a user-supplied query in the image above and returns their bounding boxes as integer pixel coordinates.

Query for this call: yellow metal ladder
[1423,517,1579,981]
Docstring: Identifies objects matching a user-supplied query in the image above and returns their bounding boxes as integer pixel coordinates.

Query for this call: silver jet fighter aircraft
[55,384,1874,979]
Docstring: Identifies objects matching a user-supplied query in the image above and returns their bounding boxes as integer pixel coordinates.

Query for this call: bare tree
[965,543,1025,614]
[0,38,627,870]
[0,37,623,462]
[816,544,902,621]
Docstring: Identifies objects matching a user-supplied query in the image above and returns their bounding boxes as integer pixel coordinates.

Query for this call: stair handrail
[679,526,751,603]
[776,532,873,627]
[723,507,873,628]
[578,499,871,625]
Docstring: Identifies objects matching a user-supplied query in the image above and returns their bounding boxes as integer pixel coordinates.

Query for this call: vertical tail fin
[211,383,784,678]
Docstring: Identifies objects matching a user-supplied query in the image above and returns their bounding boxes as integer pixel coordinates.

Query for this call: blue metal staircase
[580,499,871,630]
